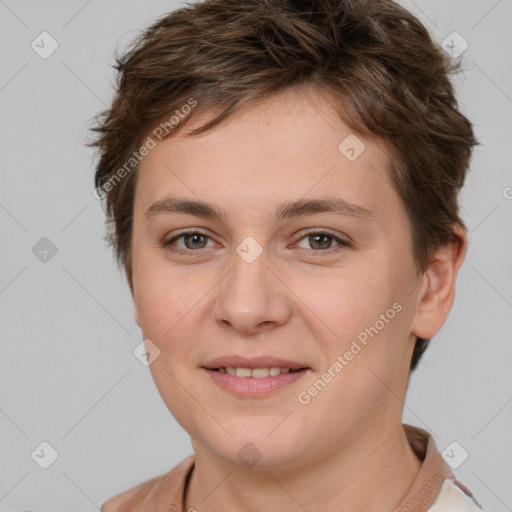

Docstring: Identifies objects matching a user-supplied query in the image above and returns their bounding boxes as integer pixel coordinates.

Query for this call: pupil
[311,234,331,249]
[186,234,206,249]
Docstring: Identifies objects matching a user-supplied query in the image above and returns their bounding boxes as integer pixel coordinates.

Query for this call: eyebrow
[144,195,376,223]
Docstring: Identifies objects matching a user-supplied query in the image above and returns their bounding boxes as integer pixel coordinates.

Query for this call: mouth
[201,357,311,397]
[210,366,307,378]
[203,355,310,372]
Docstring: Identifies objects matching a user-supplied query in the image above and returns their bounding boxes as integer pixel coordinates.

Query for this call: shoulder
[428,478,485,512]
[101,455,194,512]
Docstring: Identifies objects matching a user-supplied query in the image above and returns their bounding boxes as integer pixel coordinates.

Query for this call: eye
[162,229,351,256]
[295,230,350,253]
[162,231,216,254]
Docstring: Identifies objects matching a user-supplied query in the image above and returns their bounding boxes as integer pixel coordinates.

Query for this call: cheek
[132,265,213,381]
[146,356,205,441]
[134,271,204,428]
[133,259,196,339]
[293,265,391,340]
[298,265,409,378]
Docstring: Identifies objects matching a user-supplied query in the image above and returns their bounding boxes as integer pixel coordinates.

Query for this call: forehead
[134,87,401,225]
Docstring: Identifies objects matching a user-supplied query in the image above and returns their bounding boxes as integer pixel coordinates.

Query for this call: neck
[184,422,422,512]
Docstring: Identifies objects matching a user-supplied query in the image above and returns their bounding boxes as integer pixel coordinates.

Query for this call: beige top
[101,424,484,511]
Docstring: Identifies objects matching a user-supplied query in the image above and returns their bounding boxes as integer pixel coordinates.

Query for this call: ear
[410,224,467,339]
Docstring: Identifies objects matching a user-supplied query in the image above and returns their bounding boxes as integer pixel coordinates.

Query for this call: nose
[212,246,292,335]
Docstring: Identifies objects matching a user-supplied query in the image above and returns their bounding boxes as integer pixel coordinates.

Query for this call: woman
[90,0,483,510]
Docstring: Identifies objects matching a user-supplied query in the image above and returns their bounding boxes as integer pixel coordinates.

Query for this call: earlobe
[410,225,467,339]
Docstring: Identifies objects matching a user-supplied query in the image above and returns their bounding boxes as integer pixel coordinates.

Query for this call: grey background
[0,0,510,510]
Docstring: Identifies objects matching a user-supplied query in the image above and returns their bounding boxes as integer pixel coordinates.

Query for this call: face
[131,86,426,469]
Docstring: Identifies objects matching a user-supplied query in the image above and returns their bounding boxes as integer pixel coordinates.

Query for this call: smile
[215,366,303,378]
[203,367,310,397]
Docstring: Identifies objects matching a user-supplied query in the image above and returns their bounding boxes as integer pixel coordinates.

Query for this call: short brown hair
[89,0,478,372]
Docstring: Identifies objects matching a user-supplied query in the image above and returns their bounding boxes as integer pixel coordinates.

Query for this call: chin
[204,426,307,470]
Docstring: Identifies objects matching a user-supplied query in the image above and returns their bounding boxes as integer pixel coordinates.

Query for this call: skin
[130,85,466,512]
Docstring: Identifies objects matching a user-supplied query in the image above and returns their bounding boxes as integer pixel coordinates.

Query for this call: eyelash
[161,229,351,256]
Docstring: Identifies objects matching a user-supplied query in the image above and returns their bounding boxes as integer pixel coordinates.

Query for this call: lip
[202,367,310,397]
[201,355,311,398]
[202,355,310,370]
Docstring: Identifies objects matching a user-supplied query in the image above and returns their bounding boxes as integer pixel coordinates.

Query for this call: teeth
[235,367,252,378]
[219,366,297,378]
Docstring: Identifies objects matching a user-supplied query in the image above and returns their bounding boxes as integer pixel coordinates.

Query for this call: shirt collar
[395,424,455,511]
